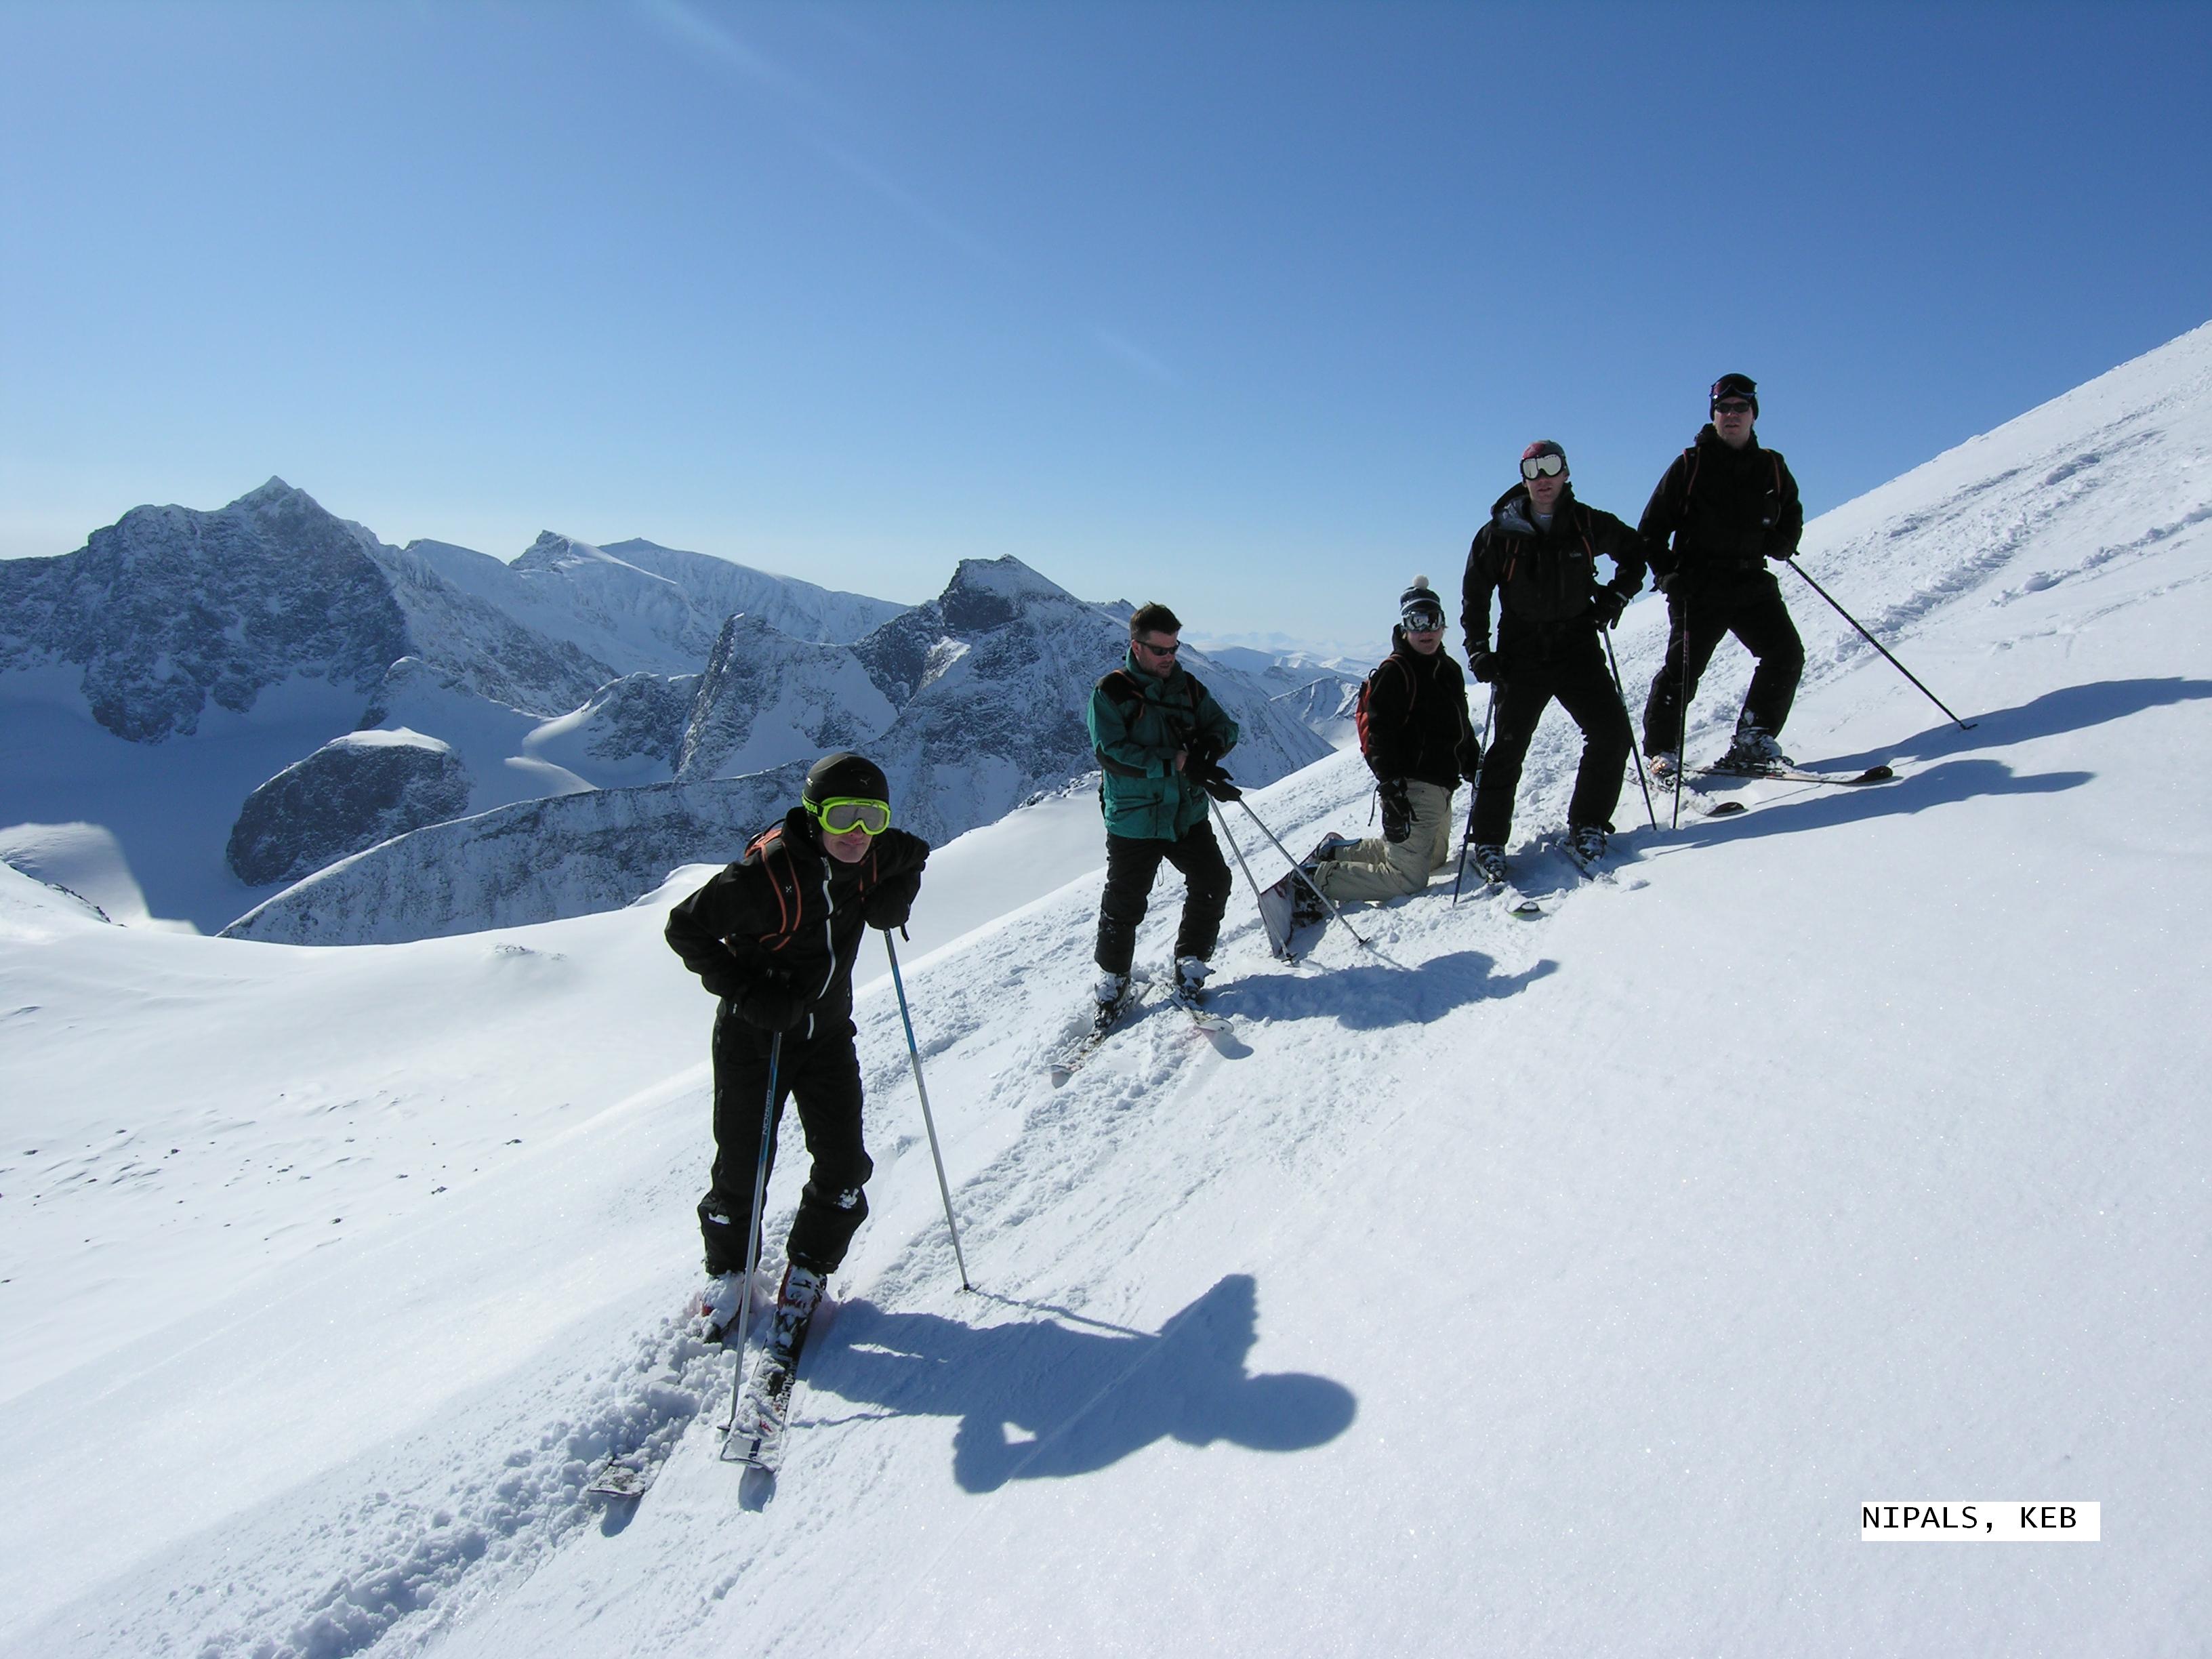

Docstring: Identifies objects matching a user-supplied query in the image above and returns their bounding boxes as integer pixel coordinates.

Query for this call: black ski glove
[1193,760,1242,802]
[1455,735,1483,784]
[1185,731,1223,769]
[1589,588,1627,630]
[1766,544,1797,561]
[1378,777,1413,844]
[1652,569,1679,596]
[732,966,808,1032]
[1467,647,1500,684]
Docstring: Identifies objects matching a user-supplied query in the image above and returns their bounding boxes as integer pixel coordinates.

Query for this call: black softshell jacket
[1360,629,1479,790]
[1637,425,1804,585]
[665,807,930,1039]
[1461,484,1646,656]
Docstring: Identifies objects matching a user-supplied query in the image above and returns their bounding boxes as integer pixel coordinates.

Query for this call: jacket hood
[1490,481,1580,535]
[1695,422,1765,457]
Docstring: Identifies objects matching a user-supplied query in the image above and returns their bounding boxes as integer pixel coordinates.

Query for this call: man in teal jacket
[1086,602,1240,1024]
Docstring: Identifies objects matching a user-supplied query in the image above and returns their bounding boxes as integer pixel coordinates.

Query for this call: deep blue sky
[5,1,2209,649]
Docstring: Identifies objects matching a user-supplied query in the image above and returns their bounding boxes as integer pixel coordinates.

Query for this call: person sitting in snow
[663,751,929,1351]
[1261,579,1480,941]
[1086,602,1241,1027]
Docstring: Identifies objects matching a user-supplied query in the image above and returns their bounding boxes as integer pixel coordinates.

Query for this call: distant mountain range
[1,480,1335,941]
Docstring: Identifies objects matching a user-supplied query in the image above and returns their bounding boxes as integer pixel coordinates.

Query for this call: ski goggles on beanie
[1519,451,1566,480]
[1710,373,1759,415]
[805,796,893,836]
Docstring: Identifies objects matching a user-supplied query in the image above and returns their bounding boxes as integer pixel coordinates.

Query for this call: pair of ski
[583,1291,819,1498]
[1048,981,1228,1083]
[1680,761,1895,817]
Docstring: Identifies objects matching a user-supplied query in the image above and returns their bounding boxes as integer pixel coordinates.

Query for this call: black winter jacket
[665,807,930,1040]
[1461,484,1646,663]
[1359,629,1480,791]
[1638,426,1803,589]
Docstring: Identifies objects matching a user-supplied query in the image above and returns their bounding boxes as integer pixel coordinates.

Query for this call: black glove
[1378,777,1412,844]
[1652,569,1679,596]
[1455,735,1483,784]
[1589,588,1627,630]
[732,966,808,1031]
[1767,544,1797,561]
[1193,759,1242,802]
[1185,731,1223,769]
[1468,647,1500,684]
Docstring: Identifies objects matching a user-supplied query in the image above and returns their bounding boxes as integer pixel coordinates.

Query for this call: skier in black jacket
[664,751,929,1345]
[1274,579,1479,927]
[1638,372,1807,777]
[1459,440,1645,880]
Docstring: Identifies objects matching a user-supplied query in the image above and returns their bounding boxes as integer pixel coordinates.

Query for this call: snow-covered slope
[5,322,2210,1656]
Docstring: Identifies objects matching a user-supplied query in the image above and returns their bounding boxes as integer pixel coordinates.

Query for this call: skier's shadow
[805,1273,1355,1493]
[1657,754,2090,848]
[1217,951,1556,1029]
[1825,676,2212,769]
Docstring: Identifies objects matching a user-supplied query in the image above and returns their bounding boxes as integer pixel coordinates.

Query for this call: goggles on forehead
[1520,453,1566,480]
[806,796,893,836]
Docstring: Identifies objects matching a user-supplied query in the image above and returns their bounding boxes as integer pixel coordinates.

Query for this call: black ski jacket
[1638,425,1803,590]
[1358,629,1480,790]
[1461,484,1646,663]
[665,807,930,1040]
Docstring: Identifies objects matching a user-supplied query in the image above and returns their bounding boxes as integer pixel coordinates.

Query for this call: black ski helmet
[802,751,890,809]
[1710,373,1759,417]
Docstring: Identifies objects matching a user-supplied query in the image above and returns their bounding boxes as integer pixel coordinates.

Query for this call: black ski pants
[1471,641,1633,847]
[1642,580,1805,756]
[699,1009,872,1278]
[1094,821,1232,976]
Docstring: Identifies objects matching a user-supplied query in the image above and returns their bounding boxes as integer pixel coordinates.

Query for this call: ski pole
[720,1029,782,1439]
[1452,685,1495,905]
[1671,592,1689,831]
[884,930,971,1292]
[1601,628,1657,830]
[1209,793,1285,959]
[1785,561,1976,731]
[1449,784,1481,906]
[1229,795,1379,956]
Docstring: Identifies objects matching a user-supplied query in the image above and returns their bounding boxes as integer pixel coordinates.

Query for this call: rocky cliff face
[674,614,897,781]
[222,768,806,945]
[226,730,474,886]
[0,480,409,743]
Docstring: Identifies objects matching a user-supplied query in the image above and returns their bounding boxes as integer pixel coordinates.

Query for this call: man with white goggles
[1519,451,1567,481]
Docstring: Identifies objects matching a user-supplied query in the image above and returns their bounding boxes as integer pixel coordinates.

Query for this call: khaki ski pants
[1307,779,1458,902]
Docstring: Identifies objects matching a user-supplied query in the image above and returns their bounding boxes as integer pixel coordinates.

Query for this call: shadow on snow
[803,1273,1355,1493]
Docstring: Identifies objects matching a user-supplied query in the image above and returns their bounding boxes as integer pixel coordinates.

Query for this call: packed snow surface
[4,323,2210,1654]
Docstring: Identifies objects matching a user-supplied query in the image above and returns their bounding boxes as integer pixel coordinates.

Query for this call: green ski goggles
[806,796,893,836]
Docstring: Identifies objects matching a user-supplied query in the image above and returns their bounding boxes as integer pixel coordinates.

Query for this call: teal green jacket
[1087,649,1240,841]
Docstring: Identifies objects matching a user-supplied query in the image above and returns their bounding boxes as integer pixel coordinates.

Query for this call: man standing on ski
[664,750,928,1378]
[1459,440,1646,882]
[1638,372,1807,779]
[1273,579,1480,929]
[1086,602,1240,1027]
